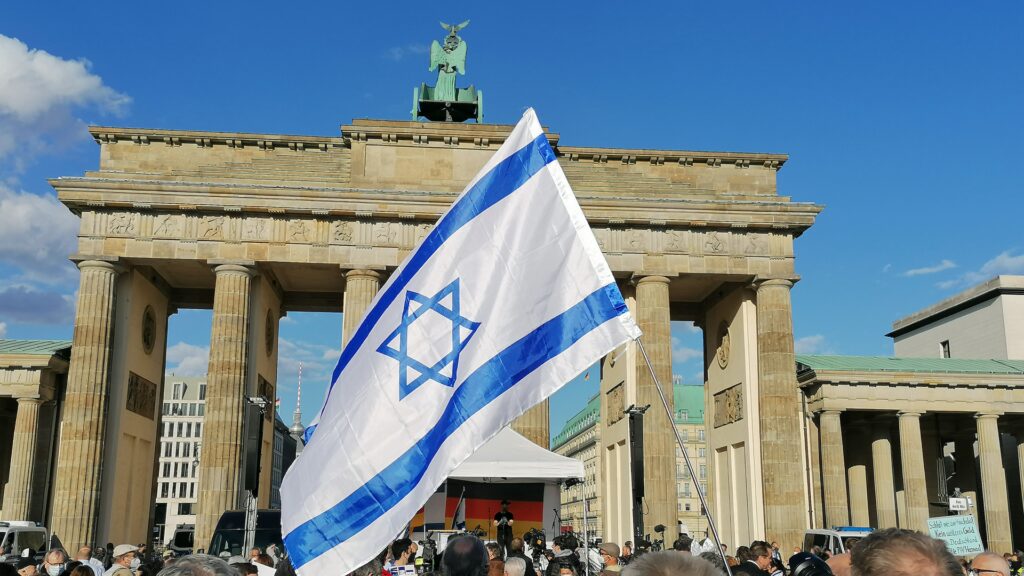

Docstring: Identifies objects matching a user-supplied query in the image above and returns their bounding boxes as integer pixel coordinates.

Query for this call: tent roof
[450,427,583,483]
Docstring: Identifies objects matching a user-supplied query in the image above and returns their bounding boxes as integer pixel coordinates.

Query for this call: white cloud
[0,184,80,282]
[383,44,430,62]
[794,334,830,354]
[671,336,702,363]
[937,250,1024,290]
[0,321,6,338]
[904,259,957,277]
[0,34,130,170]
[166,342,209,377]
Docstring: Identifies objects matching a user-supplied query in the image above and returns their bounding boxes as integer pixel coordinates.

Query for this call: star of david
[377,278,481,400]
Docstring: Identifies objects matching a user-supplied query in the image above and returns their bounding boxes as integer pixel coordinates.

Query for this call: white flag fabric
[280,108,640,575]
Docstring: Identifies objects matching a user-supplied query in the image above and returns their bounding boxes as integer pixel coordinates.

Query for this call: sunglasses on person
[969,570,1007,576]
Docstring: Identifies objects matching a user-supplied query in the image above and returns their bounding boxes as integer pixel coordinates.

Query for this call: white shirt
[80,558,105,576]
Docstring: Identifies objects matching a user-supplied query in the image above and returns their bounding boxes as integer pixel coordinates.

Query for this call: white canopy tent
[450,426,584,483]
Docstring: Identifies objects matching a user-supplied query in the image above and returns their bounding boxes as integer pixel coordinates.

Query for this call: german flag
[445,480,544,540]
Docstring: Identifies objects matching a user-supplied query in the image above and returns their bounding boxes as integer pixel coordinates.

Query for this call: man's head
[599,543,620,566]
[390,539,415,565]
[504,557,526,576]
[501,499,510,511]
[673,535,692,554]
[622,542,632,556]
[851,528,959,576]
[972,552,1012,576]
[112,545,139,568]
[75,548,93,562]
[157,555,235,576]
[249,548,260,559]
[16,558,37,576]
[509,538,526,555]
[749,544,771,570]
[553,534,578,553]
[443,536,486,576]
[621,551,723,576]
[486,542,502,561]
[771,542,779,551]
[43,550,68,575]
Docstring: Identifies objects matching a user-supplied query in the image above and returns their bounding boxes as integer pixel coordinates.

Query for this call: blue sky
[1,1,1021,435]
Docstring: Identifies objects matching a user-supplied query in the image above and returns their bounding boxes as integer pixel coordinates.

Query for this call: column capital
[632,274,671,286]
[76,259,124,274]
[13,396,43,406]
[753,276,799,290]
[975,412,1003,421]
[344,268,383,280]
[211,262,255,277]
[898,411,923,419]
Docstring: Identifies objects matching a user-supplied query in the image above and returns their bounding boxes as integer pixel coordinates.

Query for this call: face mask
[129,559,141,570]
[47,566,63,576]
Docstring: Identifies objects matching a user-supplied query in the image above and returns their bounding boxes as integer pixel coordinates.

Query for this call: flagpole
[635,338,733,576]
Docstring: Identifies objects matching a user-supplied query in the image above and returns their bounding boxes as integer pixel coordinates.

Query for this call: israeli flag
[280,109,640,575]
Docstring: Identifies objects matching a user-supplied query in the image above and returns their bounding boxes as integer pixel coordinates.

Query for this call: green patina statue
[412,20,483,123]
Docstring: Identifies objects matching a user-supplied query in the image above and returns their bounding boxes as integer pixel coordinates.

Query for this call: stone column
[2,398,42,520]
[897,411,929,531]
[846,421,871,527]
[871,418,899,529]
[342,269,381,347]
[634,275,678,540]
[195,264,254,548]
[976,413,1012,553]
[819,410,850,527]
[1014,425,1024,534]
[755,278,805,547]
[512,401,550,449]
[50,259,122,549]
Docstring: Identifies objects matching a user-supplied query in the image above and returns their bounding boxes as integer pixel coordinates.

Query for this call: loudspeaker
[243,402,265,496]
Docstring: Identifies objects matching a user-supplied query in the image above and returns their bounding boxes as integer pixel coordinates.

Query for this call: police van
[0,522,62,565]
[803,526,873,556]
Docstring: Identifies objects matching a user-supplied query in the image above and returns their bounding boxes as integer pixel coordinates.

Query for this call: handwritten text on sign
[927,515,985,556]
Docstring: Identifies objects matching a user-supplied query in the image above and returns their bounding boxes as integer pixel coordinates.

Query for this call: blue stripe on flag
[305,132,557,444]
[286,283,628,568]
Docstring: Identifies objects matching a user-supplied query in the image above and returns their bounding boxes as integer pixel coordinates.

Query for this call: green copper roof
[796,355,1024,375]
[551,382,704,450]
[0,339,72,358]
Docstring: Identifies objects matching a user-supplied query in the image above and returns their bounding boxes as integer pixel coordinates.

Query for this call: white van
[0,522,61,565]
[803,527,873,556]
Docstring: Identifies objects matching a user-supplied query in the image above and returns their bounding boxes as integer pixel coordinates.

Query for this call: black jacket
[506,552,537,576]
[731,561,769,576]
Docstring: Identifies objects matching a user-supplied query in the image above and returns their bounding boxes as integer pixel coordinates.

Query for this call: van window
[806,533,829,552]
[16,531,46,555]
[172,531,194,549]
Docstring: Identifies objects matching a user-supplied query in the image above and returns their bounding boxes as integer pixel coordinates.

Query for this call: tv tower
[289,362,305,452]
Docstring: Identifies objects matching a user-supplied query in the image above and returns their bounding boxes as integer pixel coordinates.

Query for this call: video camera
[789,552,834,576]
[523,528,547,562]
[418,533,439,573]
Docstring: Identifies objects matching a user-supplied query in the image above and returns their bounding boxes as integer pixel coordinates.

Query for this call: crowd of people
[2,529,1018,576]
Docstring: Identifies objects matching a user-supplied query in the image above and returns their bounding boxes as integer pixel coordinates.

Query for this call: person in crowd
[271,556,294,576]
[103,546,115,572]
[698,551,727,574]
[732,543,772,576]
[16,558,37,576]
[155,555,235,576]
[230,563,257,576]
[770,542,781,564]
[2,562,20,576]
[247,550,260,564]
[506,538,537,576]
[850,528,960,576]
[555,566,578,576]
[546,535,582,576]
[345,558,381,576]
[58,562,84,576]
[621,551,722,576]
[505,557,527,576]
[264,545,279,568]
[674,535,693,556]
[734,547,751,564]
[487,542,505,576]
[76,547,105,576]
[620,543,633,566]
[253,556,272,569]
[136,547,148,563]
[384,538,417,576]
[970,552,1011,576]
[42,549,69,576]
[599,543,622,575]
[442,535,487,576]
[103,546,138,576]
[827,552,852,576]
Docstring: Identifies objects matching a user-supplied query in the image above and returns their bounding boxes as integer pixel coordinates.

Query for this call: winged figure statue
[429,20,470,102]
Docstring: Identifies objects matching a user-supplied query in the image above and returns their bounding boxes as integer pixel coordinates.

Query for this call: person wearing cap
[493,500,515,557]
[16,558,38,576]
[102,545,137,576]
[599,543,621,575]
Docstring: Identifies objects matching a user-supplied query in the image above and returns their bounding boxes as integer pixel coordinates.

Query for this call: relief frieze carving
[199,215,225,239]
[126,372,157,420]
[287,219,310,242]
[243,218,270,241]
[703,231,728,254]
[713,383,743,428]
[153,214,180,237]
[745,233,769,256]
[108,213,138,235]
[374,222,398,245]
[332,221,354,243]
[664,229,687,252]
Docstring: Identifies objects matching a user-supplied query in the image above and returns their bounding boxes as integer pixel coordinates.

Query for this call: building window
[180,503,192,515]
[698,448,706,458]
[680,429,689,442]
[200,384,207,400]
[162,403,170,416]
[698,429,705,441]
[685,503,691,512]
[173,383,182,400]
[189,403,197,416]
[940,340,951,358]
[160,483,169,498]
[198,404,205,416]
[196,423,202,437]
[700,464,706,479]
[164,443,171,457]
[162,462,170,477]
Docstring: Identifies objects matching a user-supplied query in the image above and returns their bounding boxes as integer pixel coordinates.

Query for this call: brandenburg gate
[48,117,820,549]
